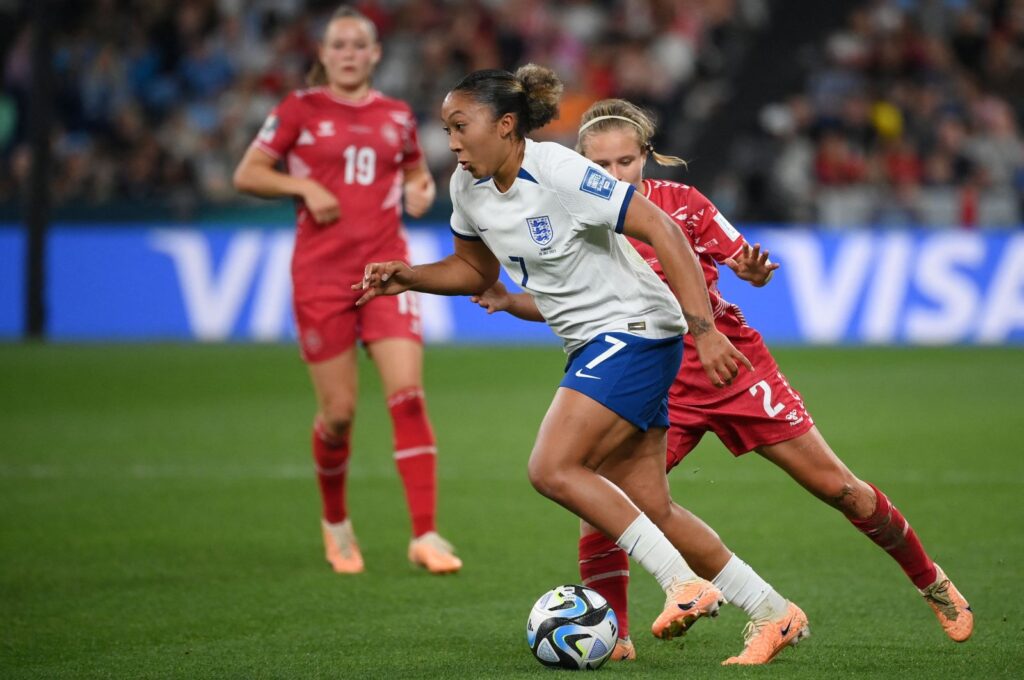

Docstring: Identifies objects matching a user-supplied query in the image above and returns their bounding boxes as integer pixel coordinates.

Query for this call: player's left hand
[724,243,779,287]
[404,173,436,218]
[353,261,415,306]
[693,328,753,388]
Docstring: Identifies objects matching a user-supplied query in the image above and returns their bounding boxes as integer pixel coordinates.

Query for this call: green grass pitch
[1,344,1022,678]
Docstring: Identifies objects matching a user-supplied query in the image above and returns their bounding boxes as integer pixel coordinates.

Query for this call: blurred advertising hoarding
[1,225,1022,345]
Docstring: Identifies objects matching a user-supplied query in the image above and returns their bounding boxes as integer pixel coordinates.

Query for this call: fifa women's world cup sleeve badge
[579,167,616,199]
[527,216,554,246]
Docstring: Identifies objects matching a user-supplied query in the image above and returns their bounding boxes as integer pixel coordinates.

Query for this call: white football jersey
[450,139,685,354]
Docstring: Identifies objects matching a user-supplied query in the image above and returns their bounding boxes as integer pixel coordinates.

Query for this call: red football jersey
[252,87,423,295]
[628,179,779,404]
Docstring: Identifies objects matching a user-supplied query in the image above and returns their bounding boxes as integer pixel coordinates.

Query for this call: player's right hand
[303,181,341,225]
[470,281,511,314]
[693,328,753,388]
[353,261,414,306]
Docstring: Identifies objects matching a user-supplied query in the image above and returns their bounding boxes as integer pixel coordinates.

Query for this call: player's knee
[319,403,355,439]
[526,455,570,502]
[823,477,873,518]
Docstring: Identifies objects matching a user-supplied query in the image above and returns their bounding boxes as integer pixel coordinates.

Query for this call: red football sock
[388,387,437,537]
[312,416,351,524]
[579,532,630,640]
[850,483,937,589]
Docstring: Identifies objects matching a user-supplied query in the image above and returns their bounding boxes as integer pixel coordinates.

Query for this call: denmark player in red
[233,6,460,574]
[474,99,973,661]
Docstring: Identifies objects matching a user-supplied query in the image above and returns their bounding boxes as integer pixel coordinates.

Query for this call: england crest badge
[526,216,553,246]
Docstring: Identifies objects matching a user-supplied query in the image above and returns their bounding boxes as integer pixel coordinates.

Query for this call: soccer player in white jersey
[473,98,974,662]
[355,64,809,666]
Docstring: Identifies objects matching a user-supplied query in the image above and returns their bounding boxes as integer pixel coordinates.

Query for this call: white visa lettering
[150,230,262,340]
[978,233,1024,344]
[860,232,913,343]
[905,233,984,344]
[773,231,873,343]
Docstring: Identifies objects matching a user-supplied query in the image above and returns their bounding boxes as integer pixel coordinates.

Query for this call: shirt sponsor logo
[526,215,554,246]
[580,167,616,199]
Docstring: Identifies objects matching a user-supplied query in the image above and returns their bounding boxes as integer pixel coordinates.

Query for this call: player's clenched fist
[354,261,415,305]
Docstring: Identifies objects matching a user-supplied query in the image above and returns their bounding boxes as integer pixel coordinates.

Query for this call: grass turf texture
[1,344,1022,678]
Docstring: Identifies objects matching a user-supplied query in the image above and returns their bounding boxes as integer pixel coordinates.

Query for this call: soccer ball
[526,584,618,670]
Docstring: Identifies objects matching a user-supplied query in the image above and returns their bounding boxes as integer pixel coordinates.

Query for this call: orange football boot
[722,601,810,665]
[920,564,973,642]
[651,578,724,640]
[611,638,636,661]
[321,518,364,574]
[408,531,462,574]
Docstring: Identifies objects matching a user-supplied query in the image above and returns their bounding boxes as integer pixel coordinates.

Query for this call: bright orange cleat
[722,601,809,665]
[321,518,364,574]
[920,564,973,642]
[650,578,724,640]
[611,638,636,661]
[408,531,462,574]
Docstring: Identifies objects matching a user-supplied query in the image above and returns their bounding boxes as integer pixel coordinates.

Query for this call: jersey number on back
[343,145,376,185]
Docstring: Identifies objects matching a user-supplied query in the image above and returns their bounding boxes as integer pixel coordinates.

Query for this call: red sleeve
[399,106,423,169]
[687,187,747,262]
[251,93,302,160]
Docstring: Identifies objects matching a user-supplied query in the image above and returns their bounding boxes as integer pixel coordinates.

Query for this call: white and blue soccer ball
[526,584,618,670]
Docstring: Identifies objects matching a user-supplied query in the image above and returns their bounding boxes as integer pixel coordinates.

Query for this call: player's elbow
[468,264,500,296]
[232,165,255,194]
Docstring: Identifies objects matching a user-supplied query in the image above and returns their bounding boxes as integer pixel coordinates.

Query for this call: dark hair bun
[515,64,562,132]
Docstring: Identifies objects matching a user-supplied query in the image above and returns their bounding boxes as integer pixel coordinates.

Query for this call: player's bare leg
[542,390,800,660]
[308,348,363,573]
[368,338,460,573]
[758,426,972,641]
[605,426,808,661]
[593,429,726,640]
[529,387,656,536]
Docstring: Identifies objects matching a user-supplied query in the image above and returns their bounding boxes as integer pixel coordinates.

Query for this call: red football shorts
[666,369,815,470]
[293,288,422,363]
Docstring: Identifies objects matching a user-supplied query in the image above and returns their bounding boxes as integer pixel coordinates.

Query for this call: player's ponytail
[576,99,687,168]
[306,5,379,87]
[451,64,562,138]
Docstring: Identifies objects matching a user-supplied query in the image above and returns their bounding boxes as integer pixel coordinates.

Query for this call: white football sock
[615,512,697,592]
[712,553,788,621]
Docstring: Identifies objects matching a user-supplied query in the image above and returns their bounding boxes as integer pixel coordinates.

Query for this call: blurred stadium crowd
[0,0,1021,226]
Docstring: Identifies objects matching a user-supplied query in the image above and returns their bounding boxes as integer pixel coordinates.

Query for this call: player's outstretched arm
[623,195,752,387]
[724,243,779,287]
[354,237,499,306]
[471,281,545,321]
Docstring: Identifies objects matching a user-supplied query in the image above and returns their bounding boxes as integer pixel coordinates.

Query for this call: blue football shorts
[560,332,684,431]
